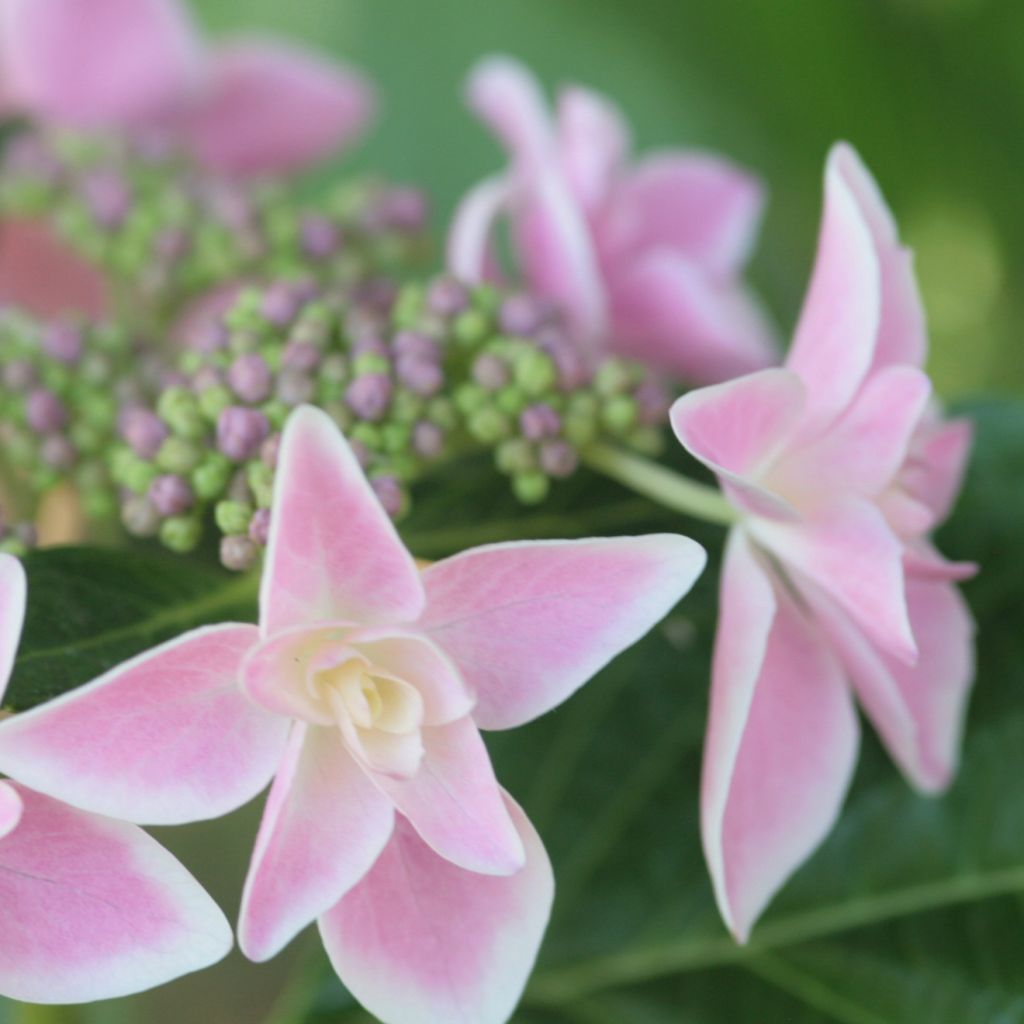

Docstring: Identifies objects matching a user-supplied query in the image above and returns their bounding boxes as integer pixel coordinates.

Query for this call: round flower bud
[228,353,273,404]
[346,374,392,422]
[217,406,270,460]
[215,500,253,536]
[412,421,444,459]
[472,354,510,391]
[519,404,561,441]
[539,439,578,478]
[149,474,194,516]
[220,534,257,572]
[512,470,550,505]
[426,278,469,317]
[160,516,201,553]
[41,322,83,364]
[248,508,271,546]
[26,390,67,433]
[119,408,168,459]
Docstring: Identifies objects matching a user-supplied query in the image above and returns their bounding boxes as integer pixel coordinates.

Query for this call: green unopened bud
[247,461,274,507]
[628,426,664,457]
[512,470,549,505]
[192,454,232,500]
[468,407,511,445]
[215,500,253,535]
[157,436,201,474]
[453,309,489,348]
[496,439,536,475]
[564,411,598,447]
[513,350,556,396]
[261,400,289,431]
[426,397,457,431]
[381,423,411,455]
[160,516,201,553]
[594,360,635,397]
[495,386,527,416]
[601,395,637,435]
[199,385,233,422]
[121,457,157,495]
[353,353,391,376]
[454,384,487,416]
[349,422,382,451]
[157,387,206,440]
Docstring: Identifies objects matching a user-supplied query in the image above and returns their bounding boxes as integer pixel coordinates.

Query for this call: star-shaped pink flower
[0,405,705,1023]
[670,143,976,941]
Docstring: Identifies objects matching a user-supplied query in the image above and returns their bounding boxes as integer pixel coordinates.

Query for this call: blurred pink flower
[0,554,232,1002]
[0,0,375,177]
[448,55,776,385]
[670,143,976,941]
[0,405,705,1024]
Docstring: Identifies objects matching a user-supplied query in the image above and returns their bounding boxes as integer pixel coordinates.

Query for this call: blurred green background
[4,2,1022,1022]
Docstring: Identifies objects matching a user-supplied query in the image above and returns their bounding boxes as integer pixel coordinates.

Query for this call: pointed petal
[447,175,513,282]
[818,575,975,792]
[902,416,972,525]
[419,535,705,730]
[787,146,881,432]
[180,38,374,176]
[0,624,289,824]
[608,250,778,384]
[238,724,394,962]
[0,782,231,1003]
[754,499,916,663]
[372,716,523,875]
[0,553,26,703]
[670,369,804,519]
[319,793,552,1024]
[703,533,859,941]
[0,0,200,128]
[261,406,424,635]
[605,153,765,277]
[556,85,629,211]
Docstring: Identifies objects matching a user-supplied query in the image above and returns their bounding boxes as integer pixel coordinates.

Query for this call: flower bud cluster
[0,130,429,321]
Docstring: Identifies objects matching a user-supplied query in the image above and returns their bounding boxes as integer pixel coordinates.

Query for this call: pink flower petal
[670,368,805,519]
[179,37,374,177]
[0,782,21,841]
[607,250,778,384]
[817,575,975,792]
[319,793,552,1024]
[0,219,107,318]
[604,153,765,277]
[371,716,524,875]
[0,782,231,1003]
[418,535,705,730]
[556,84,629,212]
[703,533,859,941]
[238,723,394,963]
[261,406,424,635]
[447,175,514,283]
[0,624,288,824]
[0,553,26,703]
[902,416,973,525]
[753,499,916,664]
[786,145,881,433]
[0,0,200,128]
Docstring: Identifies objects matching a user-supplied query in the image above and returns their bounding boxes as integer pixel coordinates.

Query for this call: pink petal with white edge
[703,533,859,941]
[670,369,804,519]
[179,38,374,177]
[0,553,26,701]
[0,624,289,825]
[829,143,928,372]
[419,534,705,730]
[787,146,881,434]
[816,575,975,792]
[902,416,973,525]
[0,783,21,841]
[0,0,200,128]
[239,724,394,962]
[604,153,765,277]
[608,250,778,384]
[0,782,231,1004]
[755,499,916,664]
[372,716,524,875]
[556,85,629,212]
[319,793,552,1024]
[447,175,513,282]
[261,406,424,635]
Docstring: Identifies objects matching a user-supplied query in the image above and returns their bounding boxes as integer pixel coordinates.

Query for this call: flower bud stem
[583,442,737,527]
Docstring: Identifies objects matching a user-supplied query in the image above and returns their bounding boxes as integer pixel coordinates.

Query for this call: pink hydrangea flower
[0,553,232,1002]
[0,0,375,177]
[670,143,976,941]
[448,55,777,384]
[0,405,706,1023]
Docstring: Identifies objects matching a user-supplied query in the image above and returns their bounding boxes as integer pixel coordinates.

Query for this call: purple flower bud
[40,434,76,470]
[351,332,390,358]
[26,389,67,433]
[41,322,83,364]
[3,360,36,390]
[149,474,194,516]
[217,406,270,460]
[220,534,257,572]
[472,353,509,391]
[248,508,271,546]
[371,475,404,518]
[346,375,392,422]
[192,365,224,392]
[413,421,444,458]
[277,368,315,406]
[301,216,341,259]
[81,170,131,229]
[187,317,230,354]
[635,379,670,425]
[539,440,578,478]
[352,278,397,313]
[228,354,272,404]
[520,404,561,441]
[160,370,189,390]
[396,356,443,397]
[261,283,301,326]
[426,278,469,317]
[537,327,588,390]
[499,295,549,337]
[376,187,428,232]
[282,341,321,371]
[392,330,440,362]
[261,433,281,468]
[120,408,169,459]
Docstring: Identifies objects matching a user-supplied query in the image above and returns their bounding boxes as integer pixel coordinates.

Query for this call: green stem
[583,442,737,527]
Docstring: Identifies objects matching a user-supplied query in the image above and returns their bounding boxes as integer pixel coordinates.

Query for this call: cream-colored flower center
[313,658,422,734]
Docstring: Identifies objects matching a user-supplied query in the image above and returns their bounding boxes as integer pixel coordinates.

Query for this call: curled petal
[0,553,26,704]
[447,175,513,282]
[239,724,394,963]
[180,38,375,176]
[0,782,231,1003]
[703,533,859,941]
[319,793,552,1024]
[0,624,288,824]
[556,85,629,211]
[419,535,706,730]
[261,406,424,635]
